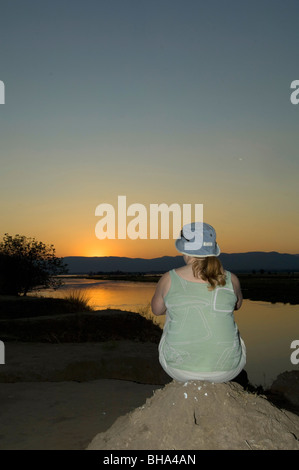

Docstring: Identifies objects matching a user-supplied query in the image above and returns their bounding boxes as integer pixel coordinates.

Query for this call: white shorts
[159,338,247,384]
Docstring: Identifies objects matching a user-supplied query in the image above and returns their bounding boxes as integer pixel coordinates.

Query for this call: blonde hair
[191,256,226,290]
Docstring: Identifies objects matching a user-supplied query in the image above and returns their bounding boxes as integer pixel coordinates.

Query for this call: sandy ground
[0,341,167,450]
[0,378,161,450]
[2,341,297,451]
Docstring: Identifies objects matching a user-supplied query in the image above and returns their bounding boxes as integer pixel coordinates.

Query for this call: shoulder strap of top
[225,270,233,288]
[169,268,185,288]
[169,269,177,282]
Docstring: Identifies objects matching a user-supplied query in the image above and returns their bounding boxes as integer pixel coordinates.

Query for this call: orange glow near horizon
[2,196,299,259]
[59,237,178,258]
[57,233,299,259]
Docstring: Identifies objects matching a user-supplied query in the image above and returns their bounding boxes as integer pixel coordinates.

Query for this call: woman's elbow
[151,304,161,316]
[152,309,161,316]
[151,298,165,316]
[235,295,243,310]
[150,298,158,316]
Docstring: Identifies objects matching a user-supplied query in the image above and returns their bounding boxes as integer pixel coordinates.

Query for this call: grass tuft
[61,289,93,312]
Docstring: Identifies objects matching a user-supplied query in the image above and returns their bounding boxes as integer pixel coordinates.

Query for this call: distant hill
[63,256,183,274]
[63,252,299,274]
[219,252,299,273]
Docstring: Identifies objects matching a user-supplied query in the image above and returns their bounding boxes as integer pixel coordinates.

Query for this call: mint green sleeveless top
[160,269,243,372]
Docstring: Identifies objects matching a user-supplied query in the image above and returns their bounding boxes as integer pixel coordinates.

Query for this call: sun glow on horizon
[57,234,299,259]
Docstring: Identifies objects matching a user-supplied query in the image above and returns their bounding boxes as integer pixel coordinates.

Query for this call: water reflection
[35,278,299,388]
[40,277,156,313]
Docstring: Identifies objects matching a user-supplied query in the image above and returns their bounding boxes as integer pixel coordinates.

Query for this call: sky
[0,0,298,258]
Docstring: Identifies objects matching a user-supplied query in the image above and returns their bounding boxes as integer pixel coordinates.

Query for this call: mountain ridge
[63,251,299,274]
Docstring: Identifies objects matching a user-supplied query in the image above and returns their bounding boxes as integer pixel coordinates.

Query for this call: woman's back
[160,269,242,373]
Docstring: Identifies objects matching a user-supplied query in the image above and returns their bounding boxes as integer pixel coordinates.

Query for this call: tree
[0,233,68,296]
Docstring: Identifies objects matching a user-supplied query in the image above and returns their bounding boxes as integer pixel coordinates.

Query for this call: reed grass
[61,289,93,312]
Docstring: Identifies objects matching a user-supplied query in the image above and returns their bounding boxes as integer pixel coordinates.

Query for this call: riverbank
[0,309,162,343]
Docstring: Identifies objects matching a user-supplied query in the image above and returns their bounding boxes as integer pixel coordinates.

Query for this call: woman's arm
[151,272,171,316]
[231,272,243,310]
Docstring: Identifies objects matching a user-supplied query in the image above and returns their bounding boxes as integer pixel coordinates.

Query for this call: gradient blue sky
[1,0,298,257]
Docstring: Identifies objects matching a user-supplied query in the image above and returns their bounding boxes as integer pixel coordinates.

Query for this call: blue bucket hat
[175,222,221,257]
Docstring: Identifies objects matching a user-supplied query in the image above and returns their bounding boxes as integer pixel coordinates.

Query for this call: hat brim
[175,238,221,257]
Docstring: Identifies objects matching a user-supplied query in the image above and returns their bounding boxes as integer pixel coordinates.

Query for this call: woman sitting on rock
[151,222,246,383]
